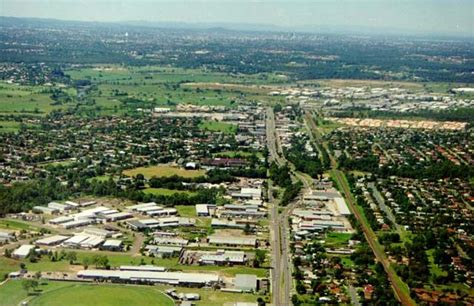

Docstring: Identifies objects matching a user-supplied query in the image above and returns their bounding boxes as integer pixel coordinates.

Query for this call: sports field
[30,283,173,306]
[123,164,205,179]
[0,280,173,306]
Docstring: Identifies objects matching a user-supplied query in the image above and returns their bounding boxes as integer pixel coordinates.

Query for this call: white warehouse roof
[334,197,351,215]
[13,244,35,257]
[77,269,219,285]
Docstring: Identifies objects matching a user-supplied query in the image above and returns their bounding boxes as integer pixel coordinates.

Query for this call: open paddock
[123,165,205,179]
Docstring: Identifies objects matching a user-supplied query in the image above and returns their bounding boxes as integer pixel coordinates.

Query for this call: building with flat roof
[154,236,189,246]
[32,206,58,214]
[63,234,104,249]
[195,204,208,216]
[65,201,80,207]
[101,239,123,251]
[73,206,110,219]
[119,265,166,272]
[35,235,69,246]
[100,212,133,222]
[127,217,195,230]
[208,235,256,248]
[12,244,35,259]
[48,202,72,211]
[83,227,112,238]
[231,188,262,200]
[0,230,15,241]
[334,197,351,216]
[61,219,93,229]
[49,216,74,225]
[146,245,183,258]
[199,250,246,266]
[77,269,220,287]
[234,274,257,292]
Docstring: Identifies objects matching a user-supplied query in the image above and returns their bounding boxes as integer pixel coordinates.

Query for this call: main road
[266,107,313,306]
[266,107,287,306]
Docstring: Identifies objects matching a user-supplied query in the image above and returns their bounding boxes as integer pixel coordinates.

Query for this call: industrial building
[12,244,35,259]
[77,269,220,287]
[207,235,257,248]
[35,235,70,246]
[234,274,258,292]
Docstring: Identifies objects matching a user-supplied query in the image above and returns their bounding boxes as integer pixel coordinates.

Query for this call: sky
[0,0,473,37]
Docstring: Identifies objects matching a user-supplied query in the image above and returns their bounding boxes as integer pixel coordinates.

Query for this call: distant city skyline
[0,0,473,37]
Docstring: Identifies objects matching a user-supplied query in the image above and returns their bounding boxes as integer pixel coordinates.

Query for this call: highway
[266,107,313,306]
[304,111,416,306]
[266,107,287,306]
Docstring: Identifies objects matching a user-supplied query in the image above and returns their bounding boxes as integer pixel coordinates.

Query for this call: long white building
[77,269,220,287]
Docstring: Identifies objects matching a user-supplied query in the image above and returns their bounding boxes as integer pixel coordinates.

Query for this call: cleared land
[0,219,46,232]
[123,165,205,179]
[0,83,75,115]
[213,150,263,159]
[199,120,238,134]
[0,120,37,133]
[143,188,197,196]
[63,66,287,114]
[175,205,197,217]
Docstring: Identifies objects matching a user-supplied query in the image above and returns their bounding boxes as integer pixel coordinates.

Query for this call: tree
[92,255,109,268]
[244,223,252,235]
[66,251,77,264]
[134,173,145,189]
[253,249,266,268]
[273,103,282,113]
[82,256,91,269]
[28,249,38,263]
[22,279,38,294]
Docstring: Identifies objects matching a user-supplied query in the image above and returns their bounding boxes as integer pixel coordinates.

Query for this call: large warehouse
[77,269,220,287]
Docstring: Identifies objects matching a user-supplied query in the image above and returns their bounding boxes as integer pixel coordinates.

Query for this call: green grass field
[0,219,47,232]
[63,65,287,113]
[316,119,344,135]
[143,188,197,196]
[324,232,352,247]
[213,150,263,159]
[30,283,173,306]
[0,82,75,115]
[0,280,173,306]
[123,165,205,179]
[0,280,73,306]
[199,120,238,134]
[0,120,33,133]
[176,205,197,217]
[0,257,20,281]
[426,249,448,278]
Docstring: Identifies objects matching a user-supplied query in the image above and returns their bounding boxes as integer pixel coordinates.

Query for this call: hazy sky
[1,0,473,37]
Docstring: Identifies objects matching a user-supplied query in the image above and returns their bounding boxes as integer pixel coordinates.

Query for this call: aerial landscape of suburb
[0,0,472,305]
